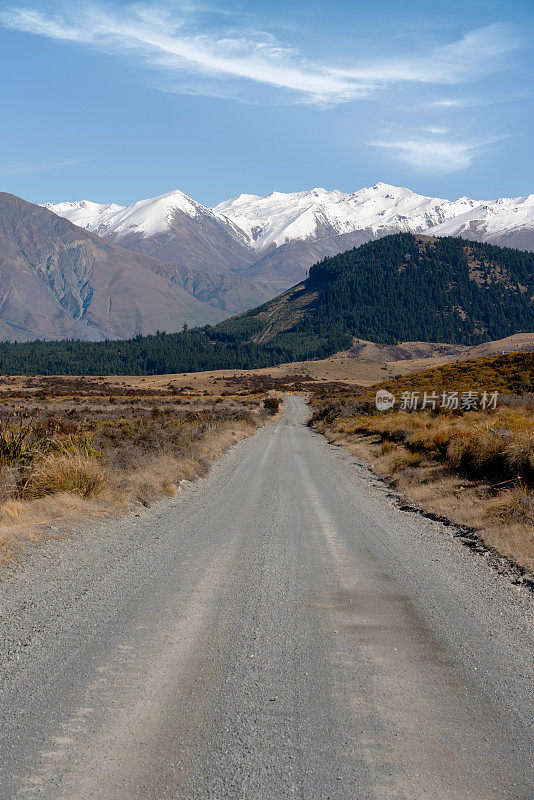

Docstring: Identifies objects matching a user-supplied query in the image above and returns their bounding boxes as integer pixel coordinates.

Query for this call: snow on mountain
[45,183,534,256]
[43,189,254,273]
[45,190,218,239]
[42,200,125,230]
[100,190,217,238]
[212,183,485,249]
[430,193,534,240]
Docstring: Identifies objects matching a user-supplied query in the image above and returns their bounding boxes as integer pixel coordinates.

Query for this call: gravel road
[0,395,532,799]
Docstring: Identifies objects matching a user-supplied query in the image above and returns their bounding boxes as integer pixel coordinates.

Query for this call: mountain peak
[371,181,400,190]
[44,188,213,240]
[45,182,534,256]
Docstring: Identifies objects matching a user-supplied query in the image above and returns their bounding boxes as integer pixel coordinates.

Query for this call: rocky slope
[0,193,226,341]
[152,262,273,313]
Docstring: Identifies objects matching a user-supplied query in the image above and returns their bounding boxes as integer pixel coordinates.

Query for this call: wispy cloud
[424,125,449,134]
[369,135,507,173]
[429,97,466,108]
[338,24,520,84]
[0,159,79,175]
[404,88,531,113]
[0,5,368,105]
[0,5,522,106]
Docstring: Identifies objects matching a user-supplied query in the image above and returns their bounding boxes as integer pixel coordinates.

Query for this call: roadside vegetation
[0,376,280,565]
[309,353,534,572]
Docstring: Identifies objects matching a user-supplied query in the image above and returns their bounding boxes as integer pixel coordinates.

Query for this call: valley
[0,232,531,374]
[2,2,532,796]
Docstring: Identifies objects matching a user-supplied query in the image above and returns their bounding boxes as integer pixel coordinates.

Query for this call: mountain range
[0,182,533,343]
[46,182,534,271]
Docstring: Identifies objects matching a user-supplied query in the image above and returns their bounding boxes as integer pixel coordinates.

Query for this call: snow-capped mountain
[429,193,534,250]
[212,183,483,249]
[46,183,534,254]
[45,190,241,240]
[41,199,125,231]
[44,190,252,273]
[214,183,534,251]
[43,183,534,292]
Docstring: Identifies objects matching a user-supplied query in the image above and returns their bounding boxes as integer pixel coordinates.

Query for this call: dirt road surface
[0,396,532,799]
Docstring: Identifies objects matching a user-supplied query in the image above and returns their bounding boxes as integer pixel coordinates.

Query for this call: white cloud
[369,136,506,173]
[0,5,522,106]
[429,97,464,108]
[424,125,449,134]
[0,8,92,41]
[0,6,369,105]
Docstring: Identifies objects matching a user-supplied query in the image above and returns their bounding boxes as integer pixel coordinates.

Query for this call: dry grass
[317,424,534,571]
[0,382,279,565]
[310,357,534,572]
[339,407,534,484]
[367,352,534,397]
[24,453,107,499]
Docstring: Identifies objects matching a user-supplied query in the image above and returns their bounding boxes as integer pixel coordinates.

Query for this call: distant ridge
[43,183,534,304]
[47,181,534,256]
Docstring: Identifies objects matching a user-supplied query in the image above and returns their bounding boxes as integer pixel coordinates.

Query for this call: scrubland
[0,375,279,565]
[310,354,534,572]
[1,352,532,576]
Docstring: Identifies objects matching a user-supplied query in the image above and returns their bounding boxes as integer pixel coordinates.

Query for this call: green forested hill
[0,234,532,375]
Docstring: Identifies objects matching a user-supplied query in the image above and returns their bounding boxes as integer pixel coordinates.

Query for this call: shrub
[0,418,39,466]
[390,447,422,471]
[489,482,534,520]
[381,440,396,455]
[263,397,281,415]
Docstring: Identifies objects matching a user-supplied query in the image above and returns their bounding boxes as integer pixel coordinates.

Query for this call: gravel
[0,395,531,799]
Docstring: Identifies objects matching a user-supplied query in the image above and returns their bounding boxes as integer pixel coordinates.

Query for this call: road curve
[0,395,532,799]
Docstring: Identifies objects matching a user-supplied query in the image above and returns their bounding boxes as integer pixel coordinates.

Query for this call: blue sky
[0,0,532,206]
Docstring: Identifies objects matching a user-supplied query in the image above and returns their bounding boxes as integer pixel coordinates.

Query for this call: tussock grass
[343,407,534,484]
[24,453,107,499]
[310,355,534,572]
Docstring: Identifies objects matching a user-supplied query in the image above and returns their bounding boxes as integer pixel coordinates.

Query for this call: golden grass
[0,389,275,566]
[343,407,534,484]
[24,453,107,499]
[366,352,534,397]
[312,406,534,572]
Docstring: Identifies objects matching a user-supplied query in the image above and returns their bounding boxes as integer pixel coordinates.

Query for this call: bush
[263,397,281,415]
[0,418,39,466]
